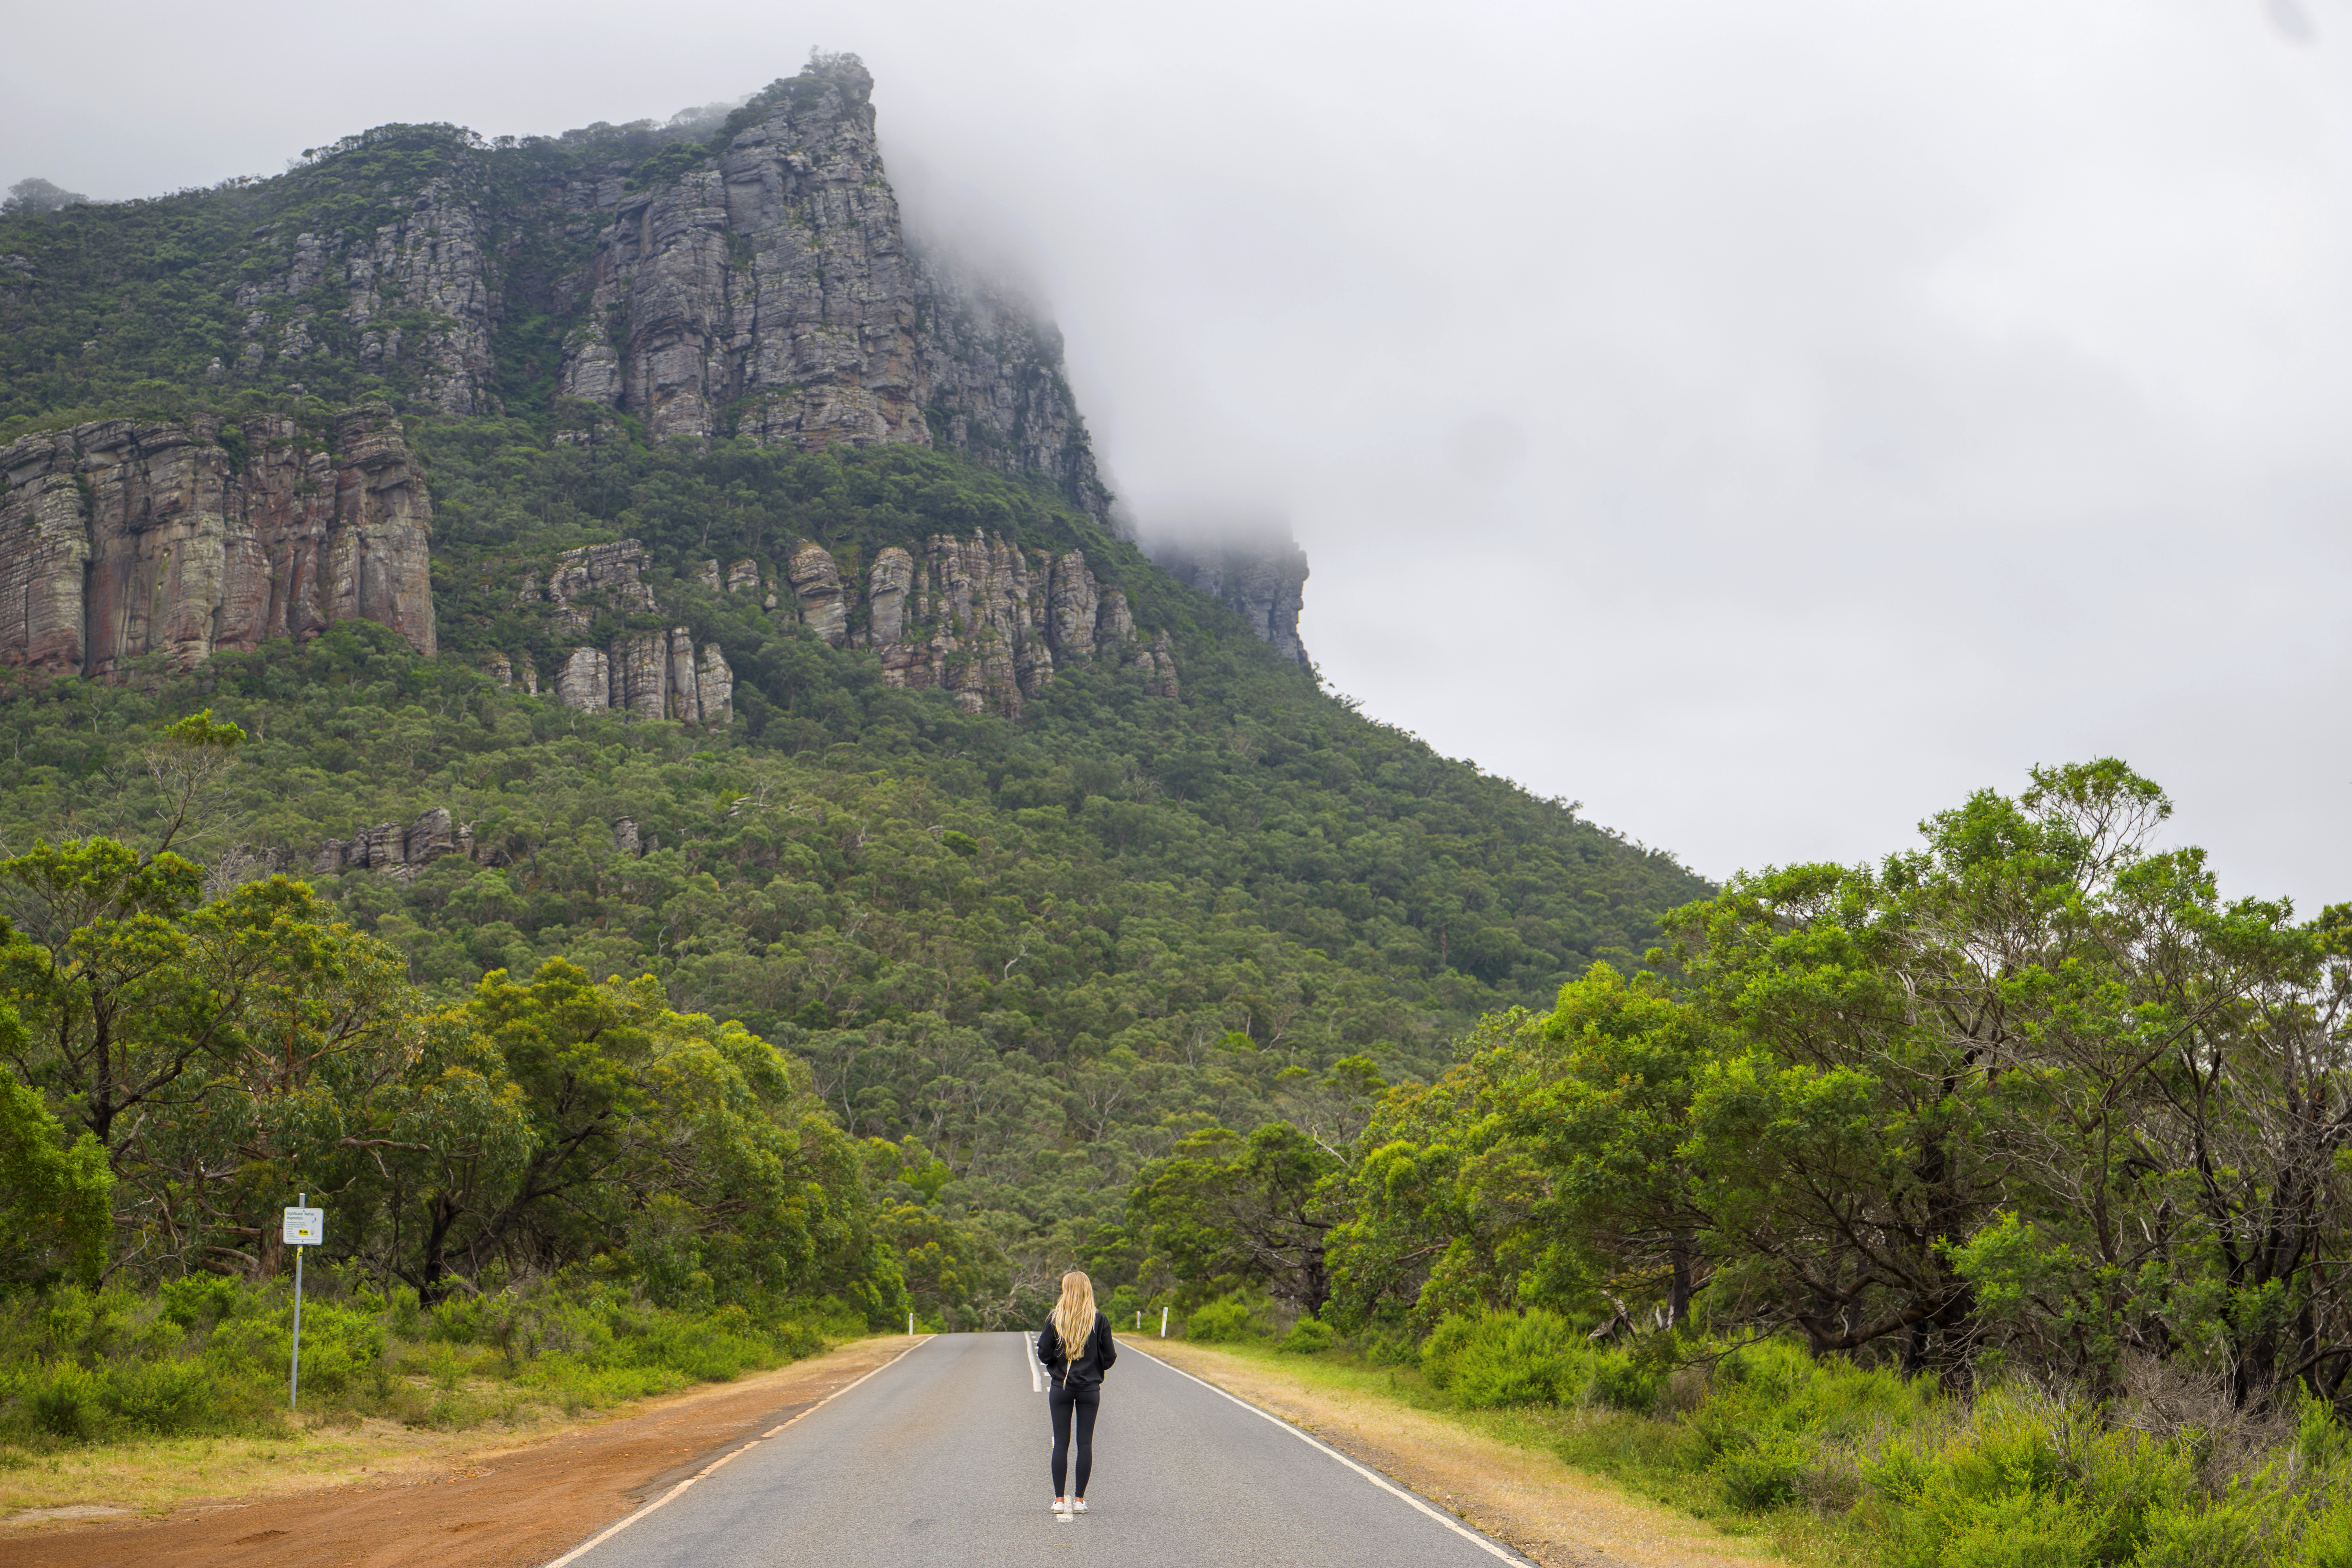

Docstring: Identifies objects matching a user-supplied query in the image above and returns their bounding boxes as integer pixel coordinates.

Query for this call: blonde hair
[1051,1271,1096,1366]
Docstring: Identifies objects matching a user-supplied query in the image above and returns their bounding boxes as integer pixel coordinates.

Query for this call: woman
[1036,1270,1117,1515]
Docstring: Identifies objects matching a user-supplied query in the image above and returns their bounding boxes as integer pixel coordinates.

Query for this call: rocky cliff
[549,58,1109,519]
[1147,536,1310,669]
[227,174,497,416]
[0,406,435,676]
[0,55,1310,708]
[504,541,733,723]
[110,56,1111,523]
[503,530,1175,722]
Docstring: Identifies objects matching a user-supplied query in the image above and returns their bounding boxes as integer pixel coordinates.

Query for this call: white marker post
[283,1197,324,1409]
[1160,1306,1169,1338]
[909,1312,915,1337]
[1135,1310,1142,1332]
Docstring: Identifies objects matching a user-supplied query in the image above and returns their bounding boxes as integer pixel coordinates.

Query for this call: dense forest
[0,401,1705,1331]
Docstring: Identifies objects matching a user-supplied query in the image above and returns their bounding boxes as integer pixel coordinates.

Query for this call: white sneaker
[1073,1499,1088,1514]
[1052,1499,1071,1518]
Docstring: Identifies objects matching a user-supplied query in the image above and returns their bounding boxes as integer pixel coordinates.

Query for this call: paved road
[555,1332,1530,1567]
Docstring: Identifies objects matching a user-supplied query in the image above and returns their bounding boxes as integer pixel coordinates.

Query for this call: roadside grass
[1151,1300,2352,1568]
[0,1414,539,1520]
[0,1273,873,1521]
[1142,1333,1860,1568]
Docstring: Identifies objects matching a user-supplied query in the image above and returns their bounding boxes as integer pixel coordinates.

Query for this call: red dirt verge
[0,1337,918,1568]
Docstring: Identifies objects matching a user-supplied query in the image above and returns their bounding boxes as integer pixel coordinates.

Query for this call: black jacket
[1037,1310,1118,1391]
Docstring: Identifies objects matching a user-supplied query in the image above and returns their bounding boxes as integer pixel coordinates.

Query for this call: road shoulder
[0,1335,921,1568]
[1128,1337,1777,1568]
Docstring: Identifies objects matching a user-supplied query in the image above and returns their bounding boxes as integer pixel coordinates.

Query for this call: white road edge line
[1125,1343,1532,1567]
[537,1336,933,1568]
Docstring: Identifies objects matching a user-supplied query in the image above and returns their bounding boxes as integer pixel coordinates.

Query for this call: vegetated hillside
[0,52,1706,1332]
[0,426,1708,1311]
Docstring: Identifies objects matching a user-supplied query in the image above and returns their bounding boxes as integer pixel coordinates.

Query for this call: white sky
[8,0,2350,907]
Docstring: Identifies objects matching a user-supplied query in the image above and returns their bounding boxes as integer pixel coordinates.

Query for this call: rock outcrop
[234,155,497,416]
[1148,536,1311,670]
[313,806,478,883]
[534,627,731,724]
[910,245,1112,522]
[0,407,436,677]
[517,541,658,633]
[787,543,849,647]
[549,56,1111,521]
[512,529,1168,722]
[510,542,733,723]
[849,533,1167,717]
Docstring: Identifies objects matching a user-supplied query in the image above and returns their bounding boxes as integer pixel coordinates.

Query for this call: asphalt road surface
[550,1331,1531,1568]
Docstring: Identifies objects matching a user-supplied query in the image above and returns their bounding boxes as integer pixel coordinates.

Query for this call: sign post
[283,1197,324,1410]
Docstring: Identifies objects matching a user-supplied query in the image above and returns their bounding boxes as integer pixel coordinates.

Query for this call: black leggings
[1048,1383,1100,1497]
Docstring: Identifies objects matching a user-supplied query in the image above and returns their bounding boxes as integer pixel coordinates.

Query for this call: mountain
[0,54,1708,1314]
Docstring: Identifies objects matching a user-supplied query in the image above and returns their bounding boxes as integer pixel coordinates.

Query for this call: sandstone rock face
[556,60,924,450]
[519,541,657,634]
[1047,551,1098,661]
[549,57,1112,522]
[0,407,436,677]
[787,542,849,647]
[796,533,1174,717]
[867,546,914,644]
[235,167,496,415]
[1149,537,1311,669]
[555,646,609,710]
[313,806,475,884]
[11,62,1111,539]
[910,244,1112,522]
[515,539,736,725]
[1140,630,1180,700]
[1097,589,1135,646]
[696,641,733,722]
[609,630,671,720]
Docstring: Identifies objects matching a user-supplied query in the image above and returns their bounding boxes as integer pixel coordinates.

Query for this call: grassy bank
[1161,1303,2352,1568]
[0,1274,862,1519]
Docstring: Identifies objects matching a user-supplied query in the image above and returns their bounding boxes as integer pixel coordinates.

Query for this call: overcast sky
[9,0,2349,906]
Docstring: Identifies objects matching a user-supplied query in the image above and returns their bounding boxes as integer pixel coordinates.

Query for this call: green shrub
[1930,1490,2102,1568]
[1713,1430,1811,1511]
[1185,1299,1257,1343]
[21,1360,97,1440]
[1423,1309,1589,1408]
[2299,1490,2352,1568]
[1277,1318,1335,1355]
[159,1274,240,1329]
[96,1358,216,1434]
[2134,1493,2277,1568]
[1589,1353,1661,1414]
[0,1272,849,1450]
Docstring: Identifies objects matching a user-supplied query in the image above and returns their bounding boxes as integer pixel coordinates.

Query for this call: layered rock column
[314,806,475,883]
[557,58,925,448]
[547,56,1111,522]
[1148,536,1311,669]
[0,408,436,677]
[512,542,732,724]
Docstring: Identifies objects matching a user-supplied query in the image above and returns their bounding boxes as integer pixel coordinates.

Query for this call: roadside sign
[285,1197,324,1410]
